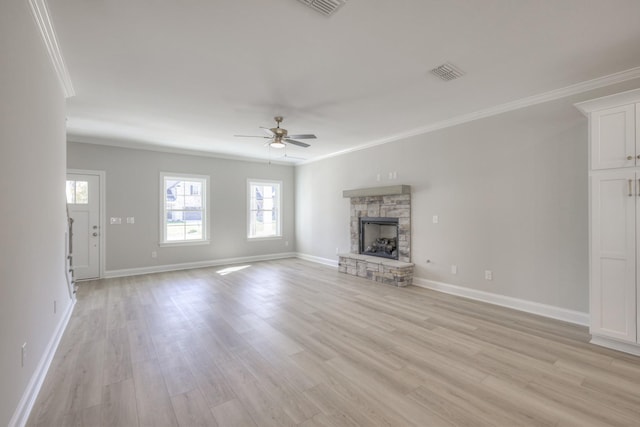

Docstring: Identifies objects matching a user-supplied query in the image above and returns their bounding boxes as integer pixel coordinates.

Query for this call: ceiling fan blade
[234,135,270,138]
[284,139,310,148]
[287,134,316,139]
[260,127,275,136]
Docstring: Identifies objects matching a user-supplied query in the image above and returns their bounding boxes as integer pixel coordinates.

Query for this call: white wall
[296,80,640,314]
[67,142,295,273]
[0,1,72,425]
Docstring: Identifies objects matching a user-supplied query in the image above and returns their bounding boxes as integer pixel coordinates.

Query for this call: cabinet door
[590,104,636,170]
[590,171,637,342]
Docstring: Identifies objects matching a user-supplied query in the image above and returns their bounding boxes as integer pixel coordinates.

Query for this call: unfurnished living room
[4,0,640,426]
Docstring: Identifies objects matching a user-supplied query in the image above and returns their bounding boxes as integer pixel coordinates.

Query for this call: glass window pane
[185,181,201,195]
[166,211,185,241]
[162,175,207,243]
[66,180,75,204]
[185,222,202,240]
[248,181,280,238]
[75,181,89,204]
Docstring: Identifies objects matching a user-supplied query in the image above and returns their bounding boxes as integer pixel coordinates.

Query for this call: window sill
[247,236,282,242]
[159,240,211,248]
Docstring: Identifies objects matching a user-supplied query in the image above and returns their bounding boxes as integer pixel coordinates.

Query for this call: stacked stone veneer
[338,254,414,287]
[350,193,411,263]
[339,186,413,287]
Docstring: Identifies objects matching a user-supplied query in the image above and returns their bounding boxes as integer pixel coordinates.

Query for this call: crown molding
[574,87,640,115]
[300,66,640,165]
[28,0,75,98]
[67,133,297,166]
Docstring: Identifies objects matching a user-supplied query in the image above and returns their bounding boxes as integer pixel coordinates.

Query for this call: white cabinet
[576,88,640,355]
[590,171,637,343]
[590,104,636,170]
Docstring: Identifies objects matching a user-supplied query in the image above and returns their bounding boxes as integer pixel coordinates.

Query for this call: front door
[66,173,101,280]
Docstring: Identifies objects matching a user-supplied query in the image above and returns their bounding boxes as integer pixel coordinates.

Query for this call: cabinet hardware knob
[627,155,633,160]
[629,179,633,197]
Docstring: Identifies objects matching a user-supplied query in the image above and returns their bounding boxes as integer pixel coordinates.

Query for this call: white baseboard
[412,277,589,326]
[104,252,298,278]
[9,299,76,427]
[295,252,339,267]
[590,336,640,356]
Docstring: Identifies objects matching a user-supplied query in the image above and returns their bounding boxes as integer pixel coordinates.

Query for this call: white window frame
[160,172,210,246]
[247,179,282,240]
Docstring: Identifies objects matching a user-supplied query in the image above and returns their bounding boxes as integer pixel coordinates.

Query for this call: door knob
[92,232,98,237]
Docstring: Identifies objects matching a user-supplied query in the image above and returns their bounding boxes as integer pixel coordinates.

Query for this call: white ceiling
[48,0,640,164]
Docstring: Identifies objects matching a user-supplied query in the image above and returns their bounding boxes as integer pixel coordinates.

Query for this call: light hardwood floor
[27,258,640,426]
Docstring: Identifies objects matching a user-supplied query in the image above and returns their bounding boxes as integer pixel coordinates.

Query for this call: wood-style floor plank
[27,258,640,426]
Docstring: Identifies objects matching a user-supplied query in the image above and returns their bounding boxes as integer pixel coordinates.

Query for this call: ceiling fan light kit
[235,116,317,154]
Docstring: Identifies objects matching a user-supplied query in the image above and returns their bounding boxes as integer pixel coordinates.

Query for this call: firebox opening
[359,217,399,260]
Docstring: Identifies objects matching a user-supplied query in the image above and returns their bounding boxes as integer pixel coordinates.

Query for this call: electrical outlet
[335,247,339,254]
[432,215,439,224]
[376,173,381,182]
[485,270,493,280]
[126,217,135,224]
[21,343,27,367]
[151,251,157,258]
[285,241,289,247]
[451,265,457,275]
[110,217,122,225]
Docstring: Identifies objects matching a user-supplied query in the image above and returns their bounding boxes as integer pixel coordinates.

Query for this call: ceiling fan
[234,116,316,148]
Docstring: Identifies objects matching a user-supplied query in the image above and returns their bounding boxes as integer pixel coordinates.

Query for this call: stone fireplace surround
[339,185,414,287]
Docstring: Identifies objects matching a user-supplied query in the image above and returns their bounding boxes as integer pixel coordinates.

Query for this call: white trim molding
[302,66,640,165]
[413,277,589,326]
[295,252,339,267]
[590,336,640,356]
[28,0,75,98]
[574,87,640,115]
[104,252,297,278]
[9,300,75,427]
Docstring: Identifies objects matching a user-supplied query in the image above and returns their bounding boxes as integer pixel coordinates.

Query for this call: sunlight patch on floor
[216,265,251,276]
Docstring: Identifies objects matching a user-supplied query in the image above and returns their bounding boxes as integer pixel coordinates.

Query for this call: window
[66,180,88,204]
[248,180,281,239]
[160,173,209,245]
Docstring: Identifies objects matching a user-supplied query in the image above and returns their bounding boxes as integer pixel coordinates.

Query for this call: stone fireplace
[339,185,414,286]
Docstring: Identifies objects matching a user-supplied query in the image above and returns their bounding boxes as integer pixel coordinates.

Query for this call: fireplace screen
[359,217,399,260]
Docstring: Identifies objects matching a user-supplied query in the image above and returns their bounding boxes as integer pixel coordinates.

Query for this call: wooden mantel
[342,185,411,198]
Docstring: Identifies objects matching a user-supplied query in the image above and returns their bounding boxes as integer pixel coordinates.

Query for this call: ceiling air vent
[430,62,465,81]
[297,0,348,16]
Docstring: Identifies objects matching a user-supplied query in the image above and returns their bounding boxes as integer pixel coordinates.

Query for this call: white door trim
[67,169,106,279]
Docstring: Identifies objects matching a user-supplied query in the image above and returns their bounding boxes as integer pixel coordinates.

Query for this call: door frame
[67,169,106,279]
